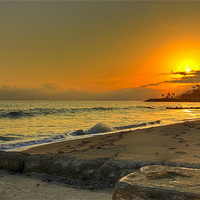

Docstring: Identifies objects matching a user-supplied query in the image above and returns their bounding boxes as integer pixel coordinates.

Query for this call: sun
[185,66,191,73]
[175,59,199,73]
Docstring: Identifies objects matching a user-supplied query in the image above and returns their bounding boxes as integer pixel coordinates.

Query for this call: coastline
[145,98,200,102]
[3,119,164,152]
[1,120,200,199]
[24,120,200,164]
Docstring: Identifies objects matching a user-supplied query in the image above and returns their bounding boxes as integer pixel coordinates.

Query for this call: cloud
[170,71,188,76]
[0,85,160,101]
[165,70,200,84]
[3,70,199,100]
[96,87,160,101]
[42,84,58,90]
[142,70,200,88]
[140,83,159,88]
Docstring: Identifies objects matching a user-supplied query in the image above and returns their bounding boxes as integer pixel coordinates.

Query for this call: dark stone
[0,151,29,172]
[71,130,85,136]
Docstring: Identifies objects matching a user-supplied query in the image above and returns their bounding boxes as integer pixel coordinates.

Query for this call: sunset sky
[1,1,200,100]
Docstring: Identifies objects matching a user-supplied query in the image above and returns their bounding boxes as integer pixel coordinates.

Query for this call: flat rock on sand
[113,165,200,200]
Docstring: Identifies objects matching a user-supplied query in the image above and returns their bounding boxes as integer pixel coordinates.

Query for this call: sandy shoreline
[24,120,200,164]
[1,120,200,200]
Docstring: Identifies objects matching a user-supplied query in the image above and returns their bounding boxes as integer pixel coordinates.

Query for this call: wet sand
[24,120,200,165]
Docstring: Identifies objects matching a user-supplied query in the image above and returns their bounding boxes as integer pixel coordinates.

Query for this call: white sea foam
[87,123,115,134]
[0,120,161,151]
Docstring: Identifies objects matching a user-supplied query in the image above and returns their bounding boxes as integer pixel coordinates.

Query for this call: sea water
[0,100,200,151]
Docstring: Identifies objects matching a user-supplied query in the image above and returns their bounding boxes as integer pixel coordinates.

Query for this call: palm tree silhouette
[167,92,171,98]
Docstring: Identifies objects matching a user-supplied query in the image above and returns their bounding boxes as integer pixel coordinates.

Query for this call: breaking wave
[0,136,66,151]
[71,120,161,136]
[0,105,155,119]
[0,120,161,151]
[87,123,114,134]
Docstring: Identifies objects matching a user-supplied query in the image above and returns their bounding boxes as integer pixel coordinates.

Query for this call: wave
[114,120,161,130]
[87,123,114,134]
[0,136,18,141]
[72,120,161,136]
[71,123,114,136]
[166,106,200,110]
[0,106,155,119]
[0,120,161,151]
[0,133,69,151]
[136,106,154,109]
[1,111,33,118]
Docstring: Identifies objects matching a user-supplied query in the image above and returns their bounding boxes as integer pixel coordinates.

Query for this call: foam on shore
[1,120,162,151]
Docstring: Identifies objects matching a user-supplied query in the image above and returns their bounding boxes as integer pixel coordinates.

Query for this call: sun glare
[185,66,191,73]
[177,59,199,72]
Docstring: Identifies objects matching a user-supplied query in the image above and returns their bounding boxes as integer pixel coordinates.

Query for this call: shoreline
[0,120,200,194]
[3,118,194,152]
[23,119,200,163]
[1,121,163,152]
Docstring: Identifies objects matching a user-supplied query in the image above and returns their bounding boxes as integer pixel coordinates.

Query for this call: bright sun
[175,59,199,73]
[185,66,191,73]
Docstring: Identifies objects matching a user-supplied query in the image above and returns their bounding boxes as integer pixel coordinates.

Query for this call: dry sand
[24,120,200,164]
[0,170,112,200]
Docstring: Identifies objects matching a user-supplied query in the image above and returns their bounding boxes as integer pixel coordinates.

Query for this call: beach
[24,120,200,165]
[1,120,200,199]
[2,1,200,199]
[0,170,112,200]
[1,100,200,152]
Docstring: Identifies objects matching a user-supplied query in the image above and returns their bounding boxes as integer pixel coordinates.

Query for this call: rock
[0,151,29,171]
[71,130,85,136]
[24,154,111,187]
[113,165,200,200]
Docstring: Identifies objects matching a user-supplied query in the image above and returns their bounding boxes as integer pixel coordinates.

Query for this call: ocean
[0,100,200,151]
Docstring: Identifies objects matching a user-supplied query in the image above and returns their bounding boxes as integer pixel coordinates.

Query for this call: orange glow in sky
[1,1,200,100]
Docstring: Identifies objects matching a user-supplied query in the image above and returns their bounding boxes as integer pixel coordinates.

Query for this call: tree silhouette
[167,92,171,98]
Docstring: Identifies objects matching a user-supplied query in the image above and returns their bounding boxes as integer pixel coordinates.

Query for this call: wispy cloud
[142,70,200,88]
[140,83,159,88]
[165,70,200,84]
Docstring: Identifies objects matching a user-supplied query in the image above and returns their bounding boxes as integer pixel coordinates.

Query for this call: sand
[0,170,112,200]
[24,120,200,165]
[2,120,200,200]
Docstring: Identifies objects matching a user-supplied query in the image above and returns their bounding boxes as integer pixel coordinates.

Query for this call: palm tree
[167,92,171,98]
[161,94,165,99]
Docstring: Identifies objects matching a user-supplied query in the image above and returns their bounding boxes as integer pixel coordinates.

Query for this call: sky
[1,1,200,100]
